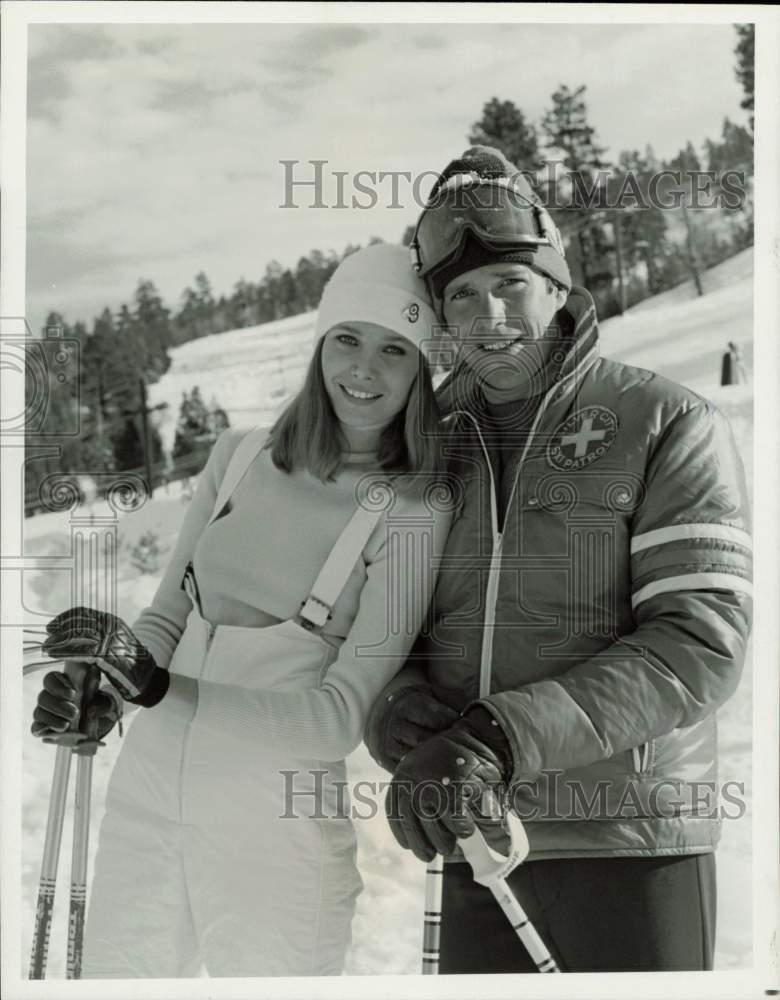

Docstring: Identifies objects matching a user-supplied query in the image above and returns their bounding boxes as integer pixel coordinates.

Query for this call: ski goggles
[410,176,565,279]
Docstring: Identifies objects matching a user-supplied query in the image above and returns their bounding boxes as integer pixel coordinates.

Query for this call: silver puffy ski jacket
[369,286,753,859]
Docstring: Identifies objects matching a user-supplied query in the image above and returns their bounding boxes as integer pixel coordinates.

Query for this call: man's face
[441,262,566,394]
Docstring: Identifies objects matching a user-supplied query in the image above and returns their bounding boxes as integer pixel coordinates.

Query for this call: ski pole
[459,811,560,973]
[28,660,103,979]
[421,853,443,974]
[28,745,72,979]
[67,740,96,978]
[62,661,102,980]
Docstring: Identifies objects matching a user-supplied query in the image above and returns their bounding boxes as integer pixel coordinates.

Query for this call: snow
[21,249,754,976]
[146,311,318,456]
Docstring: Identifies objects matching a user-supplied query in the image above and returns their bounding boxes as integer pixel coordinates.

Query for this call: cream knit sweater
[128,428,453,760]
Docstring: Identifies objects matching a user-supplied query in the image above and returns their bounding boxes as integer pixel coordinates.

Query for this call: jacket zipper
[450,369,576,701]
[455,418,502,700]
[631,742,652,774]
[480,534,504,699]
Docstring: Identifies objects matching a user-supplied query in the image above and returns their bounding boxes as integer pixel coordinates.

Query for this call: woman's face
[321,322,419,435]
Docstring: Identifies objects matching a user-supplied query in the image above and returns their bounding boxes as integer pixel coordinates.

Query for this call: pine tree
[112,415,145,471]
[188,386,209,428]
[133,280,172,380]
[295,256,321,310]
[734,24,754,134]
[194,271,216,335]
[277,268,299,317]
[468,98,541,175]
[236,278,257,325]
[172,386,228,475]
[541,84,611,289]
[25,313,83,513]
[228,278,257,327]
[541,85,608,176]
[93,307,140,417]
[177,285,203,341]
[609,149,671,298]
[207,396,231,436]
[668,143,705,295]
[262,261,285,320]
[71,319,114,473]
[705,117,753,176]
[705,118,753,246]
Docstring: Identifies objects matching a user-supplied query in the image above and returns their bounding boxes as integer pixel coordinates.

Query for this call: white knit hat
[315,243,437,351]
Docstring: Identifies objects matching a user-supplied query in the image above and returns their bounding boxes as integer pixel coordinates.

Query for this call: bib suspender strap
[208,426,272,528]
[298,502,385,632]
[182,427,271,609]
[186,426,387,632]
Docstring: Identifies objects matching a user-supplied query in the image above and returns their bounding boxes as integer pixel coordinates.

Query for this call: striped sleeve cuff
[630,522,752,609]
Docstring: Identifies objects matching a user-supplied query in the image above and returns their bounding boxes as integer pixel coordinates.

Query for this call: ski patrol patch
[547,406,618,471]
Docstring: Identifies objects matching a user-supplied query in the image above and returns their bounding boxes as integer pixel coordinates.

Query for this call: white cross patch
[547,405,618,471]
[560,416,607,458]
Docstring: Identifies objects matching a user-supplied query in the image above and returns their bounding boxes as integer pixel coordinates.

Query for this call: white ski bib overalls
[83,430,383,978]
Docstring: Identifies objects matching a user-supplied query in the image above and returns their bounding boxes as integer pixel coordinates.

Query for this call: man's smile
[480,335,526,353]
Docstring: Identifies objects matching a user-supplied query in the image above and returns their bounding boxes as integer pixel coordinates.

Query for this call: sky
[23,18,750,336]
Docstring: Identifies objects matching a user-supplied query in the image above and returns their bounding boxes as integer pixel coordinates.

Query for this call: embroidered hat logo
[402,303,420,323]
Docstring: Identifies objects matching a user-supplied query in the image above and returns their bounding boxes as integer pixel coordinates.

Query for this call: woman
[31,243,454,978]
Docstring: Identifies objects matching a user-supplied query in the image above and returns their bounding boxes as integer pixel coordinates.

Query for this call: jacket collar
[436,285,600,420]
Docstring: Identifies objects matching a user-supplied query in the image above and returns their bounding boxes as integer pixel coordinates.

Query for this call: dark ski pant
[439,853,716,973]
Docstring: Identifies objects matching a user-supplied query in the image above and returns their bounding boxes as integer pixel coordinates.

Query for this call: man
[364,146,752,973]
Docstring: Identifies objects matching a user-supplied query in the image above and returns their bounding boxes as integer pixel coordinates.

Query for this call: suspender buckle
[298,595,333,633]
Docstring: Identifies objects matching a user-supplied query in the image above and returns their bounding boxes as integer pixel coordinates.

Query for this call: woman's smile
[339,383,384,402]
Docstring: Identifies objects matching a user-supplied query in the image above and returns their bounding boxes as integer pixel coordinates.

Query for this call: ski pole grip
[459,812,530,887]
[63,661,101,737]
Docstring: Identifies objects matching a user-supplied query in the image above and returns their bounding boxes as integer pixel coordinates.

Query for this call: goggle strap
[433,172,536,207]
[535,205,565,256]
[409,239,423,273]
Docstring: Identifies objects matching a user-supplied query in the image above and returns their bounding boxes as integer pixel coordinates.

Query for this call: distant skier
[365,147,753,973]
[31,245,454,977]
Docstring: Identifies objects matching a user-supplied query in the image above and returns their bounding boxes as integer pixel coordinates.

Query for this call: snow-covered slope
[21,249,754,976]
[147,310,318,455]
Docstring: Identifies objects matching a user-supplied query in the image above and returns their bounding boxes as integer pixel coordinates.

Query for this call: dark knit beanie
[425,145,571,299]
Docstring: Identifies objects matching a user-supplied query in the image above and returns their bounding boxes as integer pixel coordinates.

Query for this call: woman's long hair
[267,337,444,482]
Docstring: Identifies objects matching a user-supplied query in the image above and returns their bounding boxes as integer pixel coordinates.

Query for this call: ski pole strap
[458,811,529,885]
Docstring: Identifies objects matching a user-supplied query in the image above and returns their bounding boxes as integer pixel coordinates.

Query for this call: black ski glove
[386,705,514,862]
[365,684,460,772]
[42,607,169,707]
[31,670,123,742]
